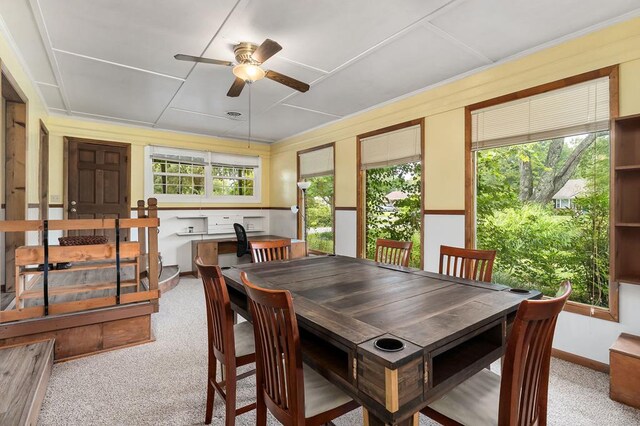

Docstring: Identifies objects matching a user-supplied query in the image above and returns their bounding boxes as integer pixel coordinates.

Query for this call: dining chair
[234,223,250,258]
[249,239,291,263]
[240,272,359,426]
[195,257,256,425]
[439,245,497,282]
[375,238,413,267]
[421,281,572,426]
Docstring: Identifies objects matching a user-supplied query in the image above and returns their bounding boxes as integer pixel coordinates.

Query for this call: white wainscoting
[554,283,640,364]
[335,210,357,257]
[423,214,465,273]
[269,209,297,239]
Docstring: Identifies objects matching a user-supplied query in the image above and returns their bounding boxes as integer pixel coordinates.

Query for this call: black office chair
[234,223,250,257]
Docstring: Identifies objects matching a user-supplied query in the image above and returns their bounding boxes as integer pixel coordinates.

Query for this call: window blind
[299,146,334,179]
[471,77,609,151]
[360,125,421,170]
[149,146,207,165]
[210,153,260,168]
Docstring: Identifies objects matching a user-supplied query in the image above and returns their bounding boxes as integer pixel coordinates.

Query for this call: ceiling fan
[175,39,310,97]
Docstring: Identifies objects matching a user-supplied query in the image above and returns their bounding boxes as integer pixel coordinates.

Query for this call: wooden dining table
[222,255,541,425]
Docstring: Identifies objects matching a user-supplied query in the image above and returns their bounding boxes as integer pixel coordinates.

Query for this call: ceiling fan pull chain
[248,81,252,149]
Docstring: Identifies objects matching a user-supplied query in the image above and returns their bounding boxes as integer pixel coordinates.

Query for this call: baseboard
[552,348,610,373]
[179,271,196,277]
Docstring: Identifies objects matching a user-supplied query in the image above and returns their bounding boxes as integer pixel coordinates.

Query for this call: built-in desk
[190,235,305,276]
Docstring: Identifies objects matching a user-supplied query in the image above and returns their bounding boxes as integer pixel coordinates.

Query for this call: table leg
[362,408,419,426]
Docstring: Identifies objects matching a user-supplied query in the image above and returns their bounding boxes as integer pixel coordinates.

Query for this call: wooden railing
[0,198,160,323]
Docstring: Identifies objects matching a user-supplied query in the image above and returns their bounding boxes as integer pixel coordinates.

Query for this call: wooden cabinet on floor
[610,333,640,409]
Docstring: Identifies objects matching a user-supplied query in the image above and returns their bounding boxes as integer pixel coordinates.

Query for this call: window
[145,146,261,202]
[358,121,423,268]
[298,144,335,254]
[469,68,617,317]
[152,158,205,195]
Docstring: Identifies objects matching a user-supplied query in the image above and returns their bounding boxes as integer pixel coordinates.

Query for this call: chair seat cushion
[233,321,255,358]
[303,364,353,419]
[427,368,500,426]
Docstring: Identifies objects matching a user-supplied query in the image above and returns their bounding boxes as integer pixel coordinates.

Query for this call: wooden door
[67,139,130,240]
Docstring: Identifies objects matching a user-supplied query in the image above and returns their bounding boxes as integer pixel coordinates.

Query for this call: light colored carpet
[39,278,640,425]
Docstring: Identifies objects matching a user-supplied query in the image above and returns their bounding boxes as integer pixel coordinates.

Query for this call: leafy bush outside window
[152,159,205,195]
[212,166,255,196]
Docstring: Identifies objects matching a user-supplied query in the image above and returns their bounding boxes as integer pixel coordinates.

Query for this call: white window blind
[471,77,610,151]
[149,146,207,165]
[360,125,421,169]
[299,146,334,178]
[210,152,260,167]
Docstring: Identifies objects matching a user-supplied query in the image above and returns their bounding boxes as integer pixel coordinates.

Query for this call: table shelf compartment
[430,320,503,388]
[300,327,351,385]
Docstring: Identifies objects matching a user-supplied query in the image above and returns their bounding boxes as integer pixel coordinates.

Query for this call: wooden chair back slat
[439,245,497,282]
[241,272,305,425]
[195,258,235,361]
[375,238,413,267]
[499,282,571,425]
[250,240,291,263]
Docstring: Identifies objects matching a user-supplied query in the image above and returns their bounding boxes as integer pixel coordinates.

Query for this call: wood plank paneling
[0,339,53,425]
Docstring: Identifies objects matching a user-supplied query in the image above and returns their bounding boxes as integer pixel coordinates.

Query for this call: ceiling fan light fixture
[232,63,265,82]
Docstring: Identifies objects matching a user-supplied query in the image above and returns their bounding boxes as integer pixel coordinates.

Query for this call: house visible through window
[472,76,612,308]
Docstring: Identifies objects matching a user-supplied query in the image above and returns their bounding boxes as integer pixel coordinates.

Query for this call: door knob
[70,208,77,213]
[71,201,77,206]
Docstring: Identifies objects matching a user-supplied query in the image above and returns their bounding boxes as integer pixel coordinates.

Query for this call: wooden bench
[0,339,54,425]
[610,333,640,409]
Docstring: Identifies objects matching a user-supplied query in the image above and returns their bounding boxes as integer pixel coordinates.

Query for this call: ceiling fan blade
[265,70,310,93]
[252,39,282,63]
[227,77,246,97]
[174,54,233,67]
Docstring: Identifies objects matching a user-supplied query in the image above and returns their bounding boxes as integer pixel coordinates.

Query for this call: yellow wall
[270,17,640,209]
[44,116,271,208]
[2,17,640,212]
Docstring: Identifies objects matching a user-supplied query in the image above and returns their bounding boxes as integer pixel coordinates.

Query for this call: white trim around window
[144,146,262,203]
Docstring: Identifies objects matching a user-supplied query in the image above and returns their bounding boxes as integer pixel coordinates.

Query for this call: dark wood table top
[223,255,540,424]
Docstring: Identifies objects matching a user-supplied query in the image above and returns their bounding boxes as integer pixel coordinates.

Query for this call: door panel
[67,140,130,241]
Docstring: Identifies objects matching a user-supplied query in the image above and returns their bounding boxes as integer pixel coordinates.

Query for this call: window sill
[562,300,618,322]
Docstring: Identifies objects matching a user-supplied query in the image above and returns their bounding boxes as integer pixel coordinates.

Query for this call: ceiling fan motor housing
[234,42,260,64]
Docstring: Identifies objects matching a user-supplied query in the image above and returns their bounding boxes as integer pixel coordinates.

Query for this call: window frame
[356,119,425,269]
[464,65,619,322]
[297,142,336,255]
[144,146,261,203]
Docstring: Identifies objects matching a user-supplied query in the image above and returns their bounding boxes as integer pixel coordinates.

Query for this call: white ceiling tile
[37,83,65,110]
[209,0,452,72]
[430,0,640,61]
[37,0,238,78]
[156,107,242,136]
[0,0,57,85]
[55,51,182,123]
[287,24,486,116]
[225,104,335,142]
[169,55,324,118]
